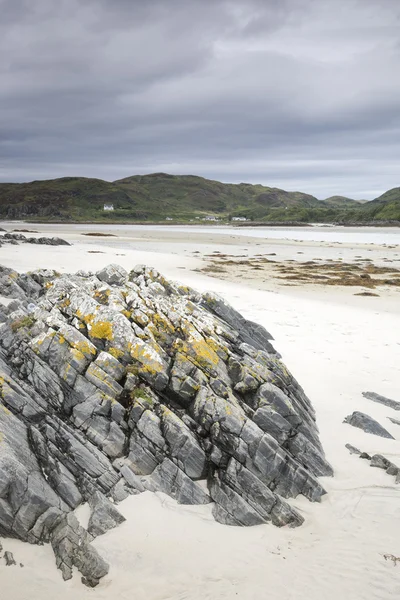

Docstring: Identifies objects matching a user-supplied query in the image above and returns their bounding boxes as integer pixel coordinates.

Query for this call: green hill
[323,195,363,207]
[0,173,398,223]
[357,188,400,221]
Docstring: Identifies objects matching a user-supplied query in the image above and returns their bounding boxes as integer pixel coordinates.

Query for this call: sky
[1,0,399,199]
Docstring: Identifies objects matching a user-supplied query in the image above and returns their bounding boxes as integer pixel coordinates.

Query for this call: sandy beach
[1,222,400,600]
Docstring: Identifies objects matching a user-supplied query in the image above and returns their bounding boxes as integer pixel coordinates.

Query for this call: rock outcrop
[344,411,395,439]
[362,391,400,411]
[346,444,400,484]
[0,233,70,246]
[0,263,332,585]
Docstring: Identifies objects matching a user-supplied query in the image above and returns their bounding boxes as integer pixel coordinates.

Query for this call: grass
[10,315,36,332]
[1,173,397,223]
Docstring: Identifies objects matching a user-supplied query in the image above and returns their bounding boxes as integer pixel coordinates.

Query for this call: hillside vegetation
[0,173,398,223]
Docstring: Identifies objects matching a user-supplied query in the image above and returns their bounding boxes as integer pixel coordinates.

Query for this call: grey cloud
[0,0,399,198]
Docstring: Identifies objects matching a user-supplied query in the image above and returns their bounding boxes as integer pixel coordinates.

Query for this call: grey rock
[95,351,126,380]
[359,452,371,460]
[253,405,292,444]
[96,264,128,286]
[87,491,126,538]
[388,417,400,426]
[370,454,398,475]
[4,551,16,566]
[370,454,391,469]
[146,459,211,505]
[0,262,332,586]
[345,443,361,455]
[362,391,400,411]
[201,291,276,353]
[50,513,109,586]
[344,411,395,439]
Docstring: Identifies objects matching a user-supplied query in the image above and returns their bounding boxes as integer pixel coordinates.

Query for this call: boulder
[344,411,394,439]
[0,263,332,585]
[96,264,128,286]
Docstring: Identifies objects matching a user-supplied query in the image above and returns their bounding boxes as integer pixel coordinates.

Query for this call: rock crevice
[0,263,332,585]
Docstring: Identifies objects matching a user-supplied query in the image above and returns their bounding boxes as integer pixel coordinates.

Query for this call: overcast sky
[1,0,399,198]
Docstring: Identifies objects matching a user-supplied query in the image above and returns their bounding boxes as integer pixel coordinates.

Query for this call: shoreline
[1,223,400,599]
[1,218,400,227]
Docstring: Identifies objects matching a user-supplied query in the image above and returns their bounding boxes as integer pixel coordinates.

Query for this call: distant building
[202,215,219,221]
[165,217,173,221]
[232,216,247,222]
[103,204,114,211]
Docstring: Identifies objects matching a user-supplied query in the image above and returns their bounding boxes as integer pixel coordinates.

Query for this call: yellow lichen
[74,340,97,356]
[129,341,164,375]
[89,320,113,341]
[108,347,124,359]
[174,328,220,372]
[70,347,87,361]
[59,297,71,309]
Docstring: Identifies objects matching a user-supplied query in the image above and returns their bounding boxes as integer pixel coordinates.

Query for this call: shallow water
[1,222,400,245]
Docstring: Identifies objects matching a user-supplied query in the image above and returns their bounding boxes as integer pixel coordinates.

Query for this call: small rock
[345,443,361,455]
[370,454,391,469]
[4,551,16,566]
[359,452,372,460]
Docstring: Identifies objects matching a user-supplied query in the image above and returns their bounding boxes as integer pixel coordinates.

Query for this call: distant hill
[358,188,400,221]
[0,173,398,223]
[323,195,363,207]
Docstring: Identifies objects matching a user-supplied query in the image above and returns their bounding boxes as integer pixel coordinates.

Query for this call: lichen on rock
[0,263,333,586]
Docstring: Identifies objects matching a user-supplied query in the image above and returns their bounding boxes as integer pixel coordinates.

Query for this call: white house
[232,216,247,222]
[103,204,114,211]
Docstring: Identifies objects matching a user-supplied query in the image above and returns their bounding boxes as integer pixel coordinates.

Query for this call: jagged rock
[145,458,211,505]
[4,551,16,566]
[370,454,398,475]
[201,291,276,354]
[388,417,400,426]
[96,264,128,286]
[50,513,109,586]
[344,412,394,439]
[0,263,332,585]
[363,391,400,411]
[87,491,126,538]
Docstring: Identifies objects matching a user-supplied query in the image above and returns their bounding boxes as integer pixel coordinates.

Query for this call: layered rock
[0,263,332,585]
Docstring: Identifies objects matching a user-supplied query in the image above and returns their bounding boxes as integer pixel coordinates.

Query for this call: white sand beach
[1,223,400,600]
